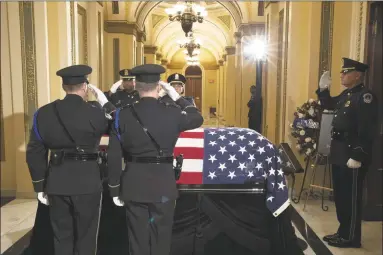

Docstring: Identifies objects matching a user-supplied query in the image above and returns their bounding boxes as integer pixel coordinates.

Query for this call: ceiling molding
[104,21,141,37]
[144,45,158,54]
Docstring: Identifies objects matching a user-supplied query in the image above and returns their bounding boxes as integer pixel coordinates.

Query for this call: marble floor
[1,196,382,254]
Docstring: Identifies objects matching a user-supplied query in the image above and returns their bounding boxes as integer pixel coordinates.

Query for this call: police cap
[56,65,92,85]
[131,64,165,83]
[167,73,186,85]
[119,69,135,81]
[341,57,369,74]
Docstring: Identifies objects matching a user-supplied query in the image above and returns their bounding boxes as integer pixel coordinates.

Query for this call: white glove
[319,71,332,89]
[159,88,167,97]
[347,158,362,169]
[113,197,125,207]
[110,80,122,94]
[88,84,109,107]
[159,81,180,101]
[37,192,49,205]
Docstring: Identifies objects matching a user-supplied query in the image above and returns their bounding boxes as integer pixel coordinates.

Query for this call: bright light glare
[244,39,267,60]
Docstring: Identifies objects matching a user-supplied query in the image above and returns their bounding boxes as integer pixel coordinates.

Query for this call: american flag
[100,127,290,217]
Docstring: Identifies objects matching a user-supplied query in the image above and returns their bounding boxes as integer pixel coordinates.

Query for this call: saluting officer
[107,64,204,255]
[316,58,378,248]
[160,72,196,106]
[106,69,140,107]
[26,65,115,255]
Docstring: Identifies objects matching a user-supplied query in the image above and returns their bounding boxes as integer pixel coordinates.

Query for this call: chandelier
[177,32,201,58]
[165,1,207,36]
[186,56,200,66]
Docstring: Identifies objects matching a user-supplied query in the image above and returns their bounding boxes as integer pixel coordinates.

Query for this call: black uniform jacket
[26,94,115,195]
[109,89,140,108]
[160,95,196,107]
[107,97,204,202]
[316,84,378,166]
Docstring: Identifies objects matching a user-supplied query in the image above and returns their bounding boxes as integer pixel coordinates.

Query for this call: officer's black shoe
[322,233,339,242]
[327,237,361,248]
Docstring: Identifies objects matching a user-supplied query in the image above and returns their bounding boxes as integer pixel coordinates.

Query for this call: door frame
[182,64,206,117]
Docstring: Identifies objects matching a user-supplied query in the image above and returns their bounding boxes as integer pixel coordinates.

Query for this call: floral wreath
[290,99,322,159]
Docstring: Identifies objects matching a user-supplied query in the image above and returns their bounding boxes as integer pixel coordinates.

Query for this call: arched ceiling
[170,47,216,67]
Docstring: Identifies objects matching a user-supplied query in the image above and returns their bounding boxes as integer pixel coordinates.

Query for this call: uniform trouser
[332,164,367,244]
[48,192,102,255]
[125,200,175,255]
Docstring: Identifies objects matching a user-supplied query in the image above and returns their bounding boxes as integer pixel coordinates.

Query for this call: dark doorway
[185,66,203,110]
[363,1,382,221]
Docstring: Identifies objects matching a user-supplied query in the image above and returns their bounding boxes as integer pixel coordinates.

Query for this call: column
[218,59,225,123]
[156,53,162,65]
[224,47,236,126]
[234,32,243,127]
[160,59,168,81]
[144,45,157,64]
[136,31,145,66]
[87,2,99,85]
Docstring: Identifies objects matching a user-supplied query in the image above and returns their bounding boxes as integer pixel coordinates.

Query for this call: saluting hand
[319,71,332,90]
[347,158,362,169]
[37,192,49,206]
[159,81,180,101]
[113,197,124,207]
[88,84,109,107]
[110,80,122,94]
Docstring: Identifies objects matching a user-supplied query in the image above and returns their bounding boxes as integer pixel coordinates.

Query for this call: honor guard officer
[26,64,115,255]
[316,58,378,248]
[106,69,140,107]
[160,72,196,106]
[107,64,204,255]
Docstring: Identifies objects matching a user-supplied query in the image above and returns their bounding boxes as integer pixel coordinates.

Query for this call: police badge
[363,93,373,104]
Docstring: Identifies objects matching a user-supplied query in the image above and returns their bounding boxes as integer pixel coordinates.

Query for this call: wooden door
[363,1,382,221]
[185,76,202,110]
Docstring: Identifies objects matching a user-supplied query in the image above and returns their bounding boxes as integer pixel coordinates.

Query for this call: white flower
[313,143,316,149]
[305,148,312,155]
[305,137,312,142]
[289,123,294,128]
[308,107,315,116]
[296,144,301,150]
[300,130,305,136]
[308,99,314,103]
[317,101,321,105]
[298,113,305,118]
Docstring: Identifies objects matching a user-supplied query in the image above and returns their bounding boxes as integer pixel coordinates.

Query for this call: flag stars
[228,131,236,135]
[277,157,282,163]
[208,171,217,179]
[248,154,255,162]
[208,131,217,135]
[229,141,236,146]
[218,163,227,171]
[277,169,284,176]
[218,146,227,154]
[262,172,268,179]
[218,135,227,141]
[256,163,263,171]
[278,181,286,190]
[257,135,265,141]
[266,157,273,164]
[269,168,276,176]
[247,171,254,178]
[257,147,265,154]
[267,143,274,149]
[248,141,256,147]
[209,141,217,146]
[228,155,237,163]
[238,135,246,141]
[228,171,236,180]
[286,162,292,167]
[238,146,247,154]
[208,155,217,163]
[237,162,246,171]
[267,196,274,202]
[247,131,255,135]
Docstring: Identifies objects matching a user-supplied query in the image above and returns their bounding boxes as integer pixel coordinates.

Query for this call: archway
[185,65,202,110]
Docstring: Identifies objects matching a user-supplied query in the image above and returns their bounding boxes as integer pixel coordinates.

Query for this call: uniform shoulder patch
[362,93,373,104]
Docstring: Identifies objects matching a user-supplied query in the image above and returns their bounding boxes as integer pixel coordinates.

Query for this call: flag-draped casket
[100,127,290,217]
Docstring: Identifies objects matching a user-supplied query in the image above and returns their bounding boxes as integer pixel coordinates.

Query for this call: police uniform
[109,69,140,107]
[160,72,196,107]
[107,64,204,255]
[316,58,378,248]
[26,65,116,255]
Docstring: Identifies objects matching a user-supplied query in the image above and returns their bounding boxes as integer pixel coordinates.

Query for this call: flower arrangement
[290,98,322,159]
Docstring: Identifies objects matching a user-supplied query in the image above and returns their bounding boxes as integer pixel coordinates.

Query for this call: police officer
[247,85,262,132]
[316,58,378,248]
[160,72,196,106]
[26,64,115,255]
[107,69,140,107]
[107,64,204,255]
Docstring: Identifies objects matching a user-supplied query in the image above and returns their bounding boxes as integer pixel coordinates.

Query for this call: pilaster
[144,45,157,64]
[224,46,236,126]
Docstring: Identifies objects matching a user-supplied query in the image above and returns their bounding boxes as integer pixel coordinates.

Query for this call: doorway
[185,66,203,110]
[363,1,382,221]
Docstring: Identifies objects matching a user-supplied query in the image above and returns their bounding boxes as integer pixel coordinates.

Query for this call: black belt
[50,151,99,161]
[125,156,174,164]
